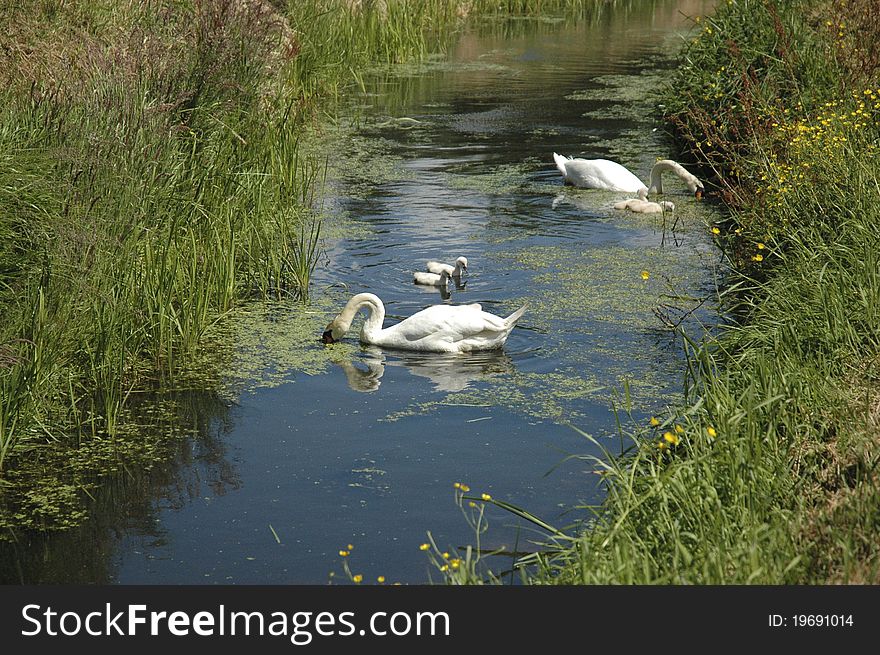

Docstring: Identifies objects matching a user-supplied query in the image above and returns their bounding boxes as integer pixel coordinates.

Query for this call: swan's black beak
[321,330,336,344]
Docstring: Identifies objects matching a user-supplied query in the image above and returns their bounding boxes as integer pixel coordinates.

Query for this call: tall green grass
[0,0,367,528]
[0,0,608,532]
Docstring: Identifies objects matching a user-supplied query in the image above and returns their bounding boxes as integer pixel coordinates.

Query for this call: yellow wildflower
[419,543,430,551]
[353,574,363,584]
[707,426,718,438]
[641,271,650,280]
[752,254,764,262]
[481,493,492,501]
[339,550,350,557]
[650,417,660,426]
[663,431,680,446]
[377,576,386,583]
[711,227,721,235]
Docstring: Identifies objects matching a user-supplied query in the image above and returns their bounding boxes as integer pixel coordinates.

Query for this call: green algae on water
[182,295,361,399]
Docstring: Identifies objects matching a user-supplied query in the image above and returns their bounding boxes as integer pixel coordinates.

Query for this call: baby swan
[414,269,452,287]
[321,293,527,353]
[613,188,675,214]
[426,256,468,278]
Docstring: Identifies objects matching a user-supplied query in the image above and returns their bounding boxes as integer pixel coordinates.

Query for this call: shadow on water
[2,0,723,584]
[0,391,237,584]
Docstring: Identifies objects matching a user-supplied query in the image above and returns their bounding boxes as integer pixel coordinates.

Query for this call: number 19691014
[769,614,854,627]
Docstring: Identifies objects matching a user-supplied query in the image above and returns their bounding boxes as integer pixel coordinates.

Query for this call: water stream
[1,0,722,585]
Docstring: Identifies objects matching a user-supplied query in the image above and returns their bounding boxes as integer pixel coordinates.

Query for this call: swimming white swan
[321,293,527,353]
[413,269,452,287]
[552,153,704,198]
[613,188,676,214]
[426,256,468,277]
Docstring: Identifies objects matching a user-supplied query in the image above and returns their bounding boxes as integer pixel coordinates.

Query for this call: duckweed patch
[506,243,715,330]
[349,462,390,495]
[565,69,673,107]
[181,297,362,400]
[323,132,413,199]
[0,398,205,534]
[444,160,542,196]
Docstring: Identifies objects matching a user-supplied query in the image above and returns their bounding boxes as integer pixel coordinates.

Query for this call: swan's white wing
[376,304,512,351]
[568,159,646,192]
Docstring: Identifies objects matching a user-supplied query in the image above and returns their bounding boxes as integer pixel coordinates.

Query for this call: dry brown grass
[0,0,296,115]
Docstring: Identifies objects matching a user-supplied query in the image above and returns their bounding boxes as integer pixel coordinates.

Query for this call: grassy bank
[431,0,880,584]
[0,0,327,532]
[0,1,608,539]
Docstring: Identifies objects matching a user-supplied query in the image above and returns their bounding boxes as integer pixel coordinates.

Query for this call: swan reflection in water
[334,346,515,393]
[412,278,467,301]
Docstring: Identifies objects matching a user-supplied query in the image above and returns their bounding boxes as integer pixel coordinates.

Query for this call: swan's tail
[505,304,528,327]
[552,152,568,177]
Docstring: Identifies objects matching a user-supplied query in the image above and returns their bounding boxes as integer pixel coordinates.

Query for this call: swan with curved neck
[552,153,704,198]
[321,293,527,353]
[613,188,676,214]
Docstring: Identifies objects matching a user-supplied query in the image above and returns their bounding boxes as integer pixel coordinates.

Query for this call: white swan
[413,269,452,287]
[426,256,468,277]
[321,293,527,353]
[552,153,704,198]
[613,188,676,214]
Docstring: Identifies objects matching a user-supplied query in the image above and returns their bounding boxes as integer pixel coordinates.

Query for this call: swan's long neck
[648,159,702,195]
[334,293,385,342]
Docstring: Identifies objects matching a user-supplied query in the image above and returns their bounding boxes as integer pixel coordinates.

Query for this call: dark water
[2,0,722,584]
